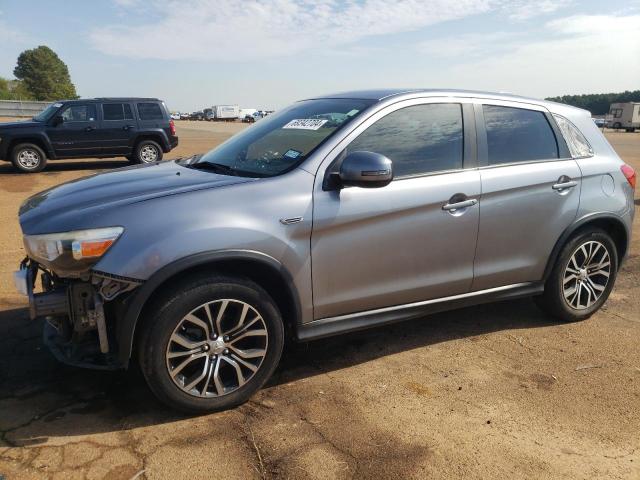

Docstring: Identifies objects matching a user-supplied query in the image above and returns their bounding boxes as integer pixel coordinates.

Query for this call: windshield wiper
[189,161,237,174]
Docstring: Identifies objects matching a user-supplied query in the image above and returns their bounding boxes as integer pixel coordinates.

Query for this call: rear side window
[346,103,464,177]
[60,104,96,122]
[553,114,593,158]
[102,103,134,121]
[483,105,558,165]
[137,103,164,120]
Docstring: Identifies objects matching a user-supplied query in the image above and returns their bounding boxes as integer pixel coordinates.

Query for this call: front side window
[483,105,558,165]
[610,108,622,118]
[194,98,374,177]
[137,103,164,120]
[60,104,96,122]
[346,103,464,177]
[103,103,134,121]
[553,114,593,158]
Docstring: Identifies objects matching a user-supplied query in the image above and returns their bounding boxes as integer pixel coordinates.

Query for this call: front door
[46,104,100,157]
[471,102,581,291]
[311,101,481,319]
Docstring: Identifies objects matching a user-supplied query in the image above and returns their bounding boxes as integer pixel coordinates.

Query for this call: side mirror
[52,115,64,126]
[338,151,393,188]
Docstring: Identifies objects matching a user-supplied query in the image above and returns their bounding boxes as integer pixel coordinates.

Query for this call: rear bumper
[168,136,178,151]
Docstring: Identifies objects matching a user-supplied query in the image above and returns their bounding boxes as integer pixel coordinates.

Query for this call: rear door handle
[84,126,96,132]
[552,180,578,191]
[123,125,135,131]
[442,198,478,211]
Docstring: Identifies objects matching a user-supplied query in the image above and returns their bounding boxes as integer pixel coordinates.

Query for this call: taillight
[169,119,176,136]
[621,164,636,189]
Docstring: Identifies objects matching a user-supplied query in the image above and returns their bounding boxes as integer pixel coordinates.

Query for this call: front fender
[111,249,302,367]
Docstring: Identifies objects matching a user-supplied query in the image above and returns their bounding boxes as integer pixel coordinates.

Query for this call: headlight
[24,227,123,273]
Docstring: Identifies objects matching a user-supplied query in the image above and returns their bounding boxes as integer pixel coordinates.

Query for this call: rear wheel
[11,143,47,173]
[138,275,284,413]
[133,140,163,164]
[535,229,617,322]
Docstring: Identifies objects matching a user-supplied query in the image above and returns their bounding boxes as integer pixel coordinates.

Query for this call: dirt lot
[0,121,638,479]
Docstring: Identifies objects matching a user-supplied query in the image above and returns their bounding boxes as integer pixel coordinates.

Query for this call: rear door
[99,102,138,155]
[46,104,100,157]
[471,101,580,291]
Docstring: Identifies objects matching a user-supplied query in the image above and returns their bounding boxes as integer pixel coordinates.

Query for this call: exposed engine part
[93,295,109,354]
[30,289,69,320]
[69,282,98,331]
[92,271,141,301]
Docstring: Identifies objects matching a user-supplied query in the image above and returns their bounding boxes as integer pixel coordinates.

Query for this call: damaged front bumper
[15,258,142,370]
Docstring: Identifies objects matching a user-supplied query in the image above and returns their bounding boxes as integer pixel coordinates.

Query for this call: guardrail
[0,100,49,117]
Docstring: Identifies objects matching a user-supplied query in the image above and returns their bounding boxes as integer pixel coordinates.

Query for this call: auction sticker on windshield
[282,119,328,130]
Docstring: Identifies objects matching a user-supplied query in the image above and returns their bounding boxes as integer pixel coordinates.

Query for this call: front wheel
[133,140,163,164]
[11,143,47,173]
[138,275,284,413]
[535,229,618,322]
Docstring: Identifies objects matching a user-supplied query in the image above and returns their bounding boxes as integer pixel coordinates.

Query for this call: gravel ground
[0,121,638,479]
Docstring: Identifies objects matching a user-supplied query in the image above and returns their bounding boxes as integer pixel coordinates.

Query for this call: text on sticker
[282,119,328,130]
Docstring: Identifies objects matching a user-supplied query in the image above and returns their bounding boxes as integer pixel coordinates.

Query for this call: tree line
[0,46,77,101]
[545,91,640,115]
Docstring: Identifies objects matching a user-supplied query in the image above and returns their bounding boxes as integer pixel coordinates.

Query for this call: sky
[0,0,638,112]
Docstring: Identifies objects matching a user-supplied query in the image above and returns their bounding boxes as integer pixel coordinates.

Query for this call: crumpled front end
[15,258,141,369]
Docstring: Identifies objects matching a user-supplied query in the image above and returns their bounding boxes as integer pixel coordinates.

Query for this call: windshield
[33,103,63,121]
[195,98,375,177]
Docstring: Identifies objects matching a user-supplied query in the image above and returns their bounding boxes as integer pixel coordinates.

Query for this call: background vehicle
[242,111,263,123]
[606,102,640,131]
[170,112,181,120]
[0,97,178,172]
[189,111,205,121]
[180,112,190,120]
[593,117,606,128]
[15,90,635,412]
[212,104,240,121]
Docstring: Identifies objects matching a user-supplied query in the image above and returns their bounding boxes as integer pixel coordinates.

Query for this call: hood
[0,120,41,130]
[19,160,255,234]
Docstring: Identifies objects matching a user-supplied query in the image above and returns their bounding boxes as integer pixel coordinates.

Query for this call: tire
[133,140,163,164]
[535,229,618,322]
[613,122,621,129]
[11,143,47,173]
[138,274,284,413]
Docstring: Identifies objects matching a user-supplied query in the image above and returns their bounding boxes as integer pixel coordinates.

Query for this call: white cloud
[92,0,496,61]
[422,14,640,97]
[506,0,571,20]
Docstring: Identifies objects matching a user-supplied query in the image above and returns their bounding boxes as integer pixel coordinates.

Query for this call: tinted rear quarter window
[347,103,464,177]
[552,114,593,158]
[483,105,558,165]
[138,103,164,120]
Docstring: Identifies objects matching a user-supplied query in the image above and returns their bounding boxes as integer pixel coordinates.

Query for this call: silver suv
[15,89,636,412]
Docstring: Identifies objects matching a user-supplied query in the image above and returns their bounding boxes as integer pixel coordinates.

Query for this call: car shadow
[0,298,556,446]
[0,159,130,174]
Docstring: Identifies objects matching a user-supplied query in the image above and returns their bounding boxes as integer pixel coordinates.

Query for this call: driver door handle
[84,126,96,132]
[123,125,135,131]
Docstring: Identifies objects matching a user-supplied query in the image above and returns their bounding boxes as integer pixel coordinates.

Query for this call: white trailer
[606,102,640,132]
[213,105,240,121]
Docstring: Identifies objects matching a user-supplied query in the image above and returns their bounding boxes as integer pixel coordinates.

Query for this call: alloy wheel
[165,299,268,397]
[140,145,158,163]
[17,149,41,169]
[562,240,611,310]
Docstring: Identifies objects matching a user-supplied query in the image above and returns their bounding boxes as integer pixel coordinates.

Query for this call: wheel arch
[134,132,170,152]
[115,250,301,367]
[543,213,629,281]
[8,136,54,159]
